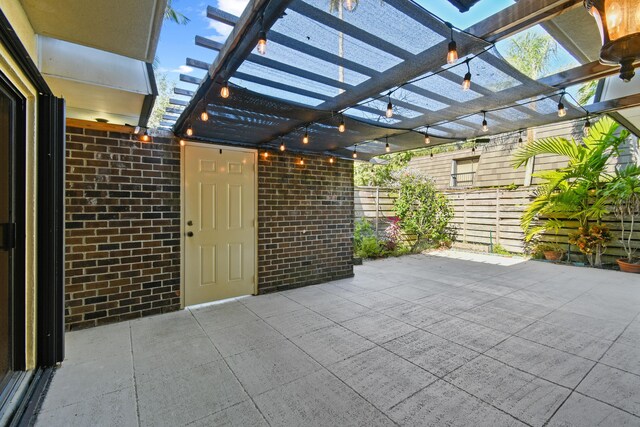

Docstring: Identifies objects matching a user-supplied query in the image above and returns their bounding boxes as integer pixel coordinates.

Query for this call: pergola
[165,0,640,160]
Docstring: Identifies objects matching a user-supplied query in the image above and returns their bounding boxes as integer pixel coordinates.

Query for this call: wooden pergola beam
[539,60,640,88]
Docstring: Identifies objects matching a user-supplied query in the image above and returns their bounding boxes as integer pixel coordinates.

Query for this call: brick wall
[257,151,354,293]
[65,124,181,330]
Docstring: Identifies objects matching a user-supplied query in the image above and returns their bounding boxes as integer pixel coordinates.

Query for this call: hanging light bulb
[430,150,433,158]
[303,127,309,144]
[338,117,346,133]
[200,109,209,122]
[220,81,230,99]
[329,156,335,164]
[447,24,458,64]
[299,159,305,165]
[343,0,355,12]
[179,139,186,147]
[263,151,269,159]
[558,92,567,117]
[257,30,267,55]
[140,130,151,143]
[424,126,431,144]
[462,60,472,91]
[481,111,488,132]
[472,144,476,153]
[279,141,285,152]
[583,117,592,137]
[385,137,390,153]
[518,131,523,143]
[186,125,193,137]
[352,145,357,159]
[386,96,394,118]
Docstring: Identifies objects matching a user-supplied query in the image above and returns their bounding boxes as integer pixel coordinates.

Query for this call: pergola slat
[180,74,201,85]
[174,88,194,97]
[170,98,189,107]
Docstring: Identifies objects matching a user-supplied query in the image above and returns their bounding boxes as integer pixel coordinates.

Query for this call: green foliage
[504,31,557,79]
[568,224,612,266]
[148,73,175,129]
[577,80,598,105]
[356,236,386,258]
[165,0,190,25]
[511,116,628,267]
[354,151,413,186]
[600,165,640,261]
[393,170,454,250]
[491,244,512,256]
[531,242,564,255]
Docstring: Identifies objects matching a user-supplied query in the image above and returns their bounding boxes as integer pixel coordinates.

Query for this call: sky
[154,0,580,102]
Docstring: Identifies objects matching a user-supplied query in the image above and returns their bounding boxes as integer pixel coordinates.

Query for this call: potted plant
[568,224,612,268]
[533,242,565,261]
[602,165,640,273]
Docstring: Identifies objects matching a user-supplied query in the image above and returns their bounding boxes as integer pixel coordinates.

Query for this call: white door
[184,144,256,306]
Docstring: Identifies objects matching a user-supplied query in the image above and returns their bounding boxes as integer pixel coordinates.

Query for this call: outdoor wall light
[263,151,269,159]
[179,139,186,146]
[386,97,394,118]
[447,23,458,64]
[584,116,592,136]
[424,126,431,144]
[220,82,230,98]
[299,158,305,165]
[329,156,335,164]
[257,30,267,55]
[481,111,489,132]
[585,0,640,81]
[462,60,472,91]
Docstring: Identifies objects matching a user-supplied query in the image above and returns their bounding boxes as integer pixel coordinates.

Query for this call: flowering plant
[568,224,611,267]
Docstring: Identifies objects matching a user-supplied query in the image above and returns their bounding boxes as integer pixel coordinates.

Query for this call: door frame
[180,140,258,308]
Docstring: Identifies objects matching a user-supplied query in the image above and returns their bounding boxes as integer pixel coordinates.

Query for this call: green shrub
[491,244,512,256]
[356,236,386,258]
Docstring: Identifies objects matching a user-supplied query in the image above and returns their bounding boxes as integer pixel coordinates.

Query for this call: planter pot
[617,258,640,273]
[543,251,564,261]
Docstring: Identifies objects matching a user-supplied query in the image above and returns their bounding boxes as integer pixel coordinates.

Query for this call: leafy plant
[491,244,512,256]
[356,236,386,259]
[354,152,413,186]
[392,169,454,251]
[532,242,565,255]
[600,165,640,262]
[512,116,628,267]
[568,225,612,266]
[384,217,402,251]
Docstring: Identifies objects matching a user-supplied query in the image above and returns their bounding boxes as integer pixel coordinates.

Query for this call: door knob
[187,231,194,237]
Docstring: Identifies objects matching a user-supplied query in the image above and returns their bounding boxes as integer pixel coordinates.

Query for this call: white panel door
[184,144,256,306]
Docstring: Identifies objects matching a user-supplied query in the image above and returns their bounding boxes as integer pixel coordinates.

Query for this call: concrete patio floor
[36,252,640,426]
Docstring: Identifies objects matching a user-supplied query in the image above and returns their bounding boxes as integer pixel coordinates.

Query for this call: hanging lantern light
[329,156,335,164]
[558,92,567,117]
[585,0,640,81]
[140,130,151,143]
[186,125,193,137]
[179,139,186,147]
[220,81,230,99]
[462,59,472,91]
[385,137,390,153]
[200,109,209,122]
[424,126,431,144]
[352,145,357,159]
[303,127,309,144]
[257,30,267,55]
[343,0,356,11]
[280,141,286,152]
[299,159,305,165]
[338,117,346,133]
[263,151,269,159]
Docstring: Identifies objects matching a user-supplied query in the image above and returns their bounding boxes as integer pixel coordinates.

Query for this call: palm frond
[512,136,581,169]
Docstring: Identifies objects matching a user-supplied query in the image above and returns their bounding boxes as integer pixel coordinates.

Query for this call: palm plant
[512,116,628,267]
[600,165,640,263]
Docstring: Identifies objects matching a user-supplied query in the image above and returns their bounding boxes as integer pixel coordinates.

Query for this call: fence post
[463,191,468,243]
[496,189,501,244]
[375,186,380,236]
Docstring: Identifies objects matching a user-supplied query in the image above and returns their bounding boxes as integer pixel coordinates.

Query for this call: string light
[386,96,393,118]
[140,130,151,143]
[447,23,458,64]
[462,59,472,91]
[472,143,476,153]
[200,109,209,122]
[263,151,269,159]
[424,126,431,144]
[220,81,230,98]
[558,91,567,117]
[329,156,335,164]
[385,137,390,153]
[430,150,433,158]
[299,158,305,165]
[279,141,285,152]
[179,139,186,147]
[343,0,356,12]
[257,30,267,55]
[303,127,309,144]
[352,145,357,159]
[186,125,193,137]
[338,117,346,133]
[583,116,591,137]
[518,130,523,143]
[481,111,488,132]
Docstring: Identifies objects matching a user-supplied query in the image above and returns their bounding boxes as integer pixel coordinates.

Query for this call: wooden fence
[354,186,639,261]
